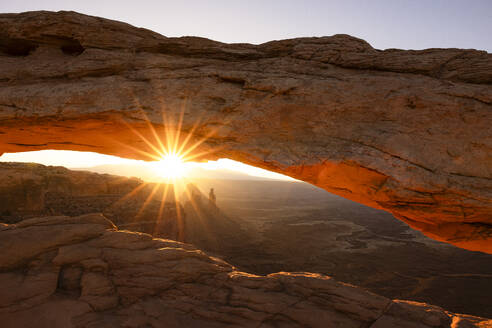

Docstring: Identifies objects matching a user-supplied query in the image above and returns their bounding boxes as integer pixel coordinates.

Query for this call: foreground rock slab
[0,214,490,327]
[0,11,491,253]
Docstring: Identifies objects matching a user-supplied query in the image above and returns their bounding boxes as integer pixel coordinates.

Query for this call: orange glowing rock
[0,11,491,253]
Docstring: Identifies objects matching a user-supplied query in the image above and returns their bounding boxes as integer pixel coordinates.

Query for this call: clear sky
[1,0,491,52]
[0,1,490,180]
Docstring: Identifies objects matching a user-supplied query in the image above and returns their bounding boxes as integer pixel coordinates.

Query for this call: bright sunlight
[153,153,189,179]
[0,105,296,182]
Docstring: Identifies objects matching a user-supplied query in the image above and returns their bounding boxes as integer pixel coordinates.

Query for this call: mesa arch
[0,11,491,254]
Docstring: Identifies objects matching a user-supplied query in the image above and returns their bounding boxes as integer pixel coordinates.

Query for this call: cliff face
[0,11,491,253]
[0,214,490,328]
[0,162,141,219]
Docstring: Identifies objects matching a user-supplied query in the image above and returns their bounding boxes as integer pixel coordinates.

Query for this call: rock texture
[2,163,492,318]
[0,162,249,253]
[0,214,490,327]
[0,11,491,253]
[0,162,141,218]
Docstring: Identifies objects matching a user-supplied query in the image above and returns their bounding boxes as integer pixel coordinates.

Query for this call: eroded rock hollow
[0,11,491,253]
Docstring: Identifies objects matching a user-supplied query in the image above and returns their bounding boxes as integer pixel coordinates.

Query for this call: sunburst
[110,102,227,241]
[153,153,188,179]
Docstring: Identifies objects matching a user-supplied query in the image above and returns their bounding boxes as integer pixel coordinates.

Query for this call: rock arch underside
[0,11,492,327]
[1,10,491,253]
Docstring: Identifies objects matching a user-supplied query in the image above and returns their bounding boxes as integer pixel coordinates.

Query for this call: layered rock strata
[0,214,490,327]
[0,162,141,219]
[0,11,491,253]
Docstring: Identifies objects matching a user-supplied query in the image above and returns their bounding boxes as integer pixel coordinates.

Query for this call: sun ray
[173,182,185,241]
[154,182,171,232]
[172,100,186,155]
[181,147,223,163]
[140,110,168,158]
[122,119,165,158]
[135,182,161,220]
[162,110,175,157]
[182,185,217,246]
[176,118,202,156]
[113,139,163,161]
[115,182,149,204]
[104,98,229,242]
[179,129,219,160]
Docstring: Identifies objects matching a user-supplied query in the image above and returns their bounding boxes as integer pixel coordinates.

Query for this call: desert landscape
[1,162,491,322]
[202,179,492,318]
[0,4,491,328]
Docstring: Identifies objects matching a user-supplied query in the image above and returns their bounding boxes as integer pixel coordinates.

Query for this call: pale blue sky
[1,0,491,52]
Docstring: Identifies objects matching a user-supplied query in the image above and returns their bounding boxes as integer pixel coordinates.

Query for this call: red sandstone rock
[0,214,490,327]
[0,11,491,253]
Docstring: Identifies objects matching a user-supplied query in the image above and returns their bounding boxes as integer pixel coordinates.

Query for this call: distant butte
[0,11,491,253]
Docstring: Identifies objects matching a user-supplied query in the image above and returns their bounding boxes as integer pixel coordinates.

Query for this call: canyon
[0,11,491,253]
[0,10,491,327]
[0,162,491,326]
[1,214,491,327]
[0,162,248,254]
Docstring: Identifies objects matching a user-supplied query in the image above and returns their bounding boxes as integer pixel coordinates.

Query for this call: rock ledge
[0,214,490,327]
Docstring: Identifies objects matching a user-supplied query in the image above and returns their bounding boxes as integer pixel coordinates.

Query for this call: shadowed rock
[0,162,248,255]
[0,162,142,219]
[0,214,490,327]
[0,11,491,253]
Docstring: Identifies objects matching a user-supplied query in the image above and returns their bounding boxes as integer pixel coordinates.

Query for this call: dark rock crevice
[0,37,38,57]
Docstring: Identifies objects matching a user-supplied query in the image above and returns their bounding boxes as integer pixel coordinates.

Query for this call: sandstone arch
[0,11,491,253]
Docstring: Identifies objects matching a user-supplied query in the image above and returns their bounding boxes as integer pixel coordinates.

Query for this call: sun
[118,106,219,183]
[154,153,188,179]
